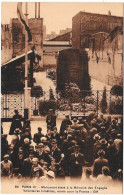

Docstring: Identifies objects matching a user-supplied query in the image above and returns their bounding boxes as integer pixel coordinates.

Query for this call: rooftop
[43,41,72,46]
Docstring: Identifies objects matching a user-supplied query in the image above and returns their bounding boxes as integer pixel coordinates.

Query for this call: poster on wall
[1,1,123,194]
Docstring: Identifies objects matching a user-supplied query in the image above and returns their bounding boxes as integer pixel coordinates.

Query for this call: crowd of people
[1,109,123,183]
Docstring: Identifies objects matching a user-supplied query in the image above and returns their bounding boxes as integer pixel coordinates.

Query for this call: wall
[1,24,13,65]
[11,18,43,66]
[43,44,72,66]
[43,53,56,66]
[72,12,81,49]
[88,33,123,86]
[50,32,72,42]
[72,11,123,50]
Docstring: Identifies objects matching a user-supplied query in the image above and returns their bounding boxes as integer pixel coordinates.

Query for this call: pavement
[2,114,122,146]
[2,116,64,145]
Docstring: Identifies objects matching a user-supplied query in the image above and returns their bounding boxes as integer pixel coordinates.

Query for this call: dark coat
[22,158,32,177]
[9,114,22,135]
[33,132,44,144]
[37,151,51,167]
[46,114,56,130]
[20,131,32,145]
[15,157,24,175]
[70,153,84,177]
[51,147,61,163]
[1,137,9,161]
[22,144,30,159]
[60,119,72,136]
[93,157,108,177]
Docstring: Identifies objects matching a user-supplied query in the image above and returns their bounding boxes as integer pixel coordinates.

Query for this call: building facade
[88,28,123,86]
[50,31,72,42]
[43,41,72,67]
[72,11,123,49]
[1,24,13,65]
[11,18,43,66]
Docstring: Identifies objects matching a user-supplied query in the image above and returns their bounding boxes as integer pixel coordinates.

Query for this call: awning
[2,49,41,69]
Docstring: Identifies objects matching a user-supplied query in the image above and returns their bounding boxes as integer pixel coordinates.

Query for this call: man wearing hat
[22,138,30,159]
[52,127,60,142]
[46,109,56,130]
[70,145,85,178]
[78,117,84,125]
[14,152,24,176]
[22,153,34,177]
[46,170,55,181]
[35,143,44,160]
[11,128,21,147]
[104,116,111,130]
[45,129,53,142]
[1,154,13,177]
[1,134,9,161]
[93,149,109,177]
[99,126,109,140]
[20,128,32,145]
[99,138,108,152]
[60,115,72,136]
[39,146,51,167]
[71,118,80,130]
[33,127,44,144]
[31,158,45,177]
[96,166,112,182]
[32,167,41,178]
[9,110,22,135]
[51,140,61,163]
[93,134,101,159]
[114,134,122,152]
[23,119,31,132]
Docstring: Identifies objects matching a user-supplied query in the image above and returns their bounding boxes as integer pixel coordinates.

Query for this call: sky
[1,2,123,34]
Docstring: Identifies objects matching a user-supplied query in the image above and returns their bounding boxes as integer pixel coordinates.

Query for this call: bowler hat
[47,171,55,178]
[3,154,9,158]
[100,138,107,145]
[38,143,44,148]
[33,167,40,173]
[14,128,21,134]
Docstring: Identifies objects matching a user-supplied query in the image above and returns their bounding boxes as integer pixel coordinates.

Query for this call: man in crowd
[1,112,123,183]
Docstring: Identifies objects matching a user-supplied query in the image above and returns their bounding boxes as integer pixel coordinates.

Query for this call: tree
[49,88,55,100]
[100,87,107,114]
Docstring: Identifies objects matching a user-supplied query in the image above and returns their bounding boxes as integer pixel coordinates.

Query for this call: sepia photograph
[1,1,123,194]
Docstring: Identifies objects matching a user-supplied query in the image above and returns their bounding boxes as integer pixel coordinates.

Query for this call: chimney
[108,10,111,16]
[38,2,40,18]
[35,2,37,18]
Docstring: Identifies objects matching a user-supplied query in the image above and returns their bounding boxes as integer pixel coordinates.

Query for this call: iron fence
[1,92,24,118]
[1,90,123,119]
[30,90,123,117]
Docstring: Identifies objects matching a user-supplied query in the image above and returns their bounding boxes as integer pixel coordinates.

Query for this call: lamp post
[24,2,29,119]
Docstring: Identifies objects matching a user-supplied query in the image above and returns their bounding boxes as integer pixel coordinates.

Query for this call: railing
[30,90,123,117]
[1,92,24,118]
[1,90,123,119]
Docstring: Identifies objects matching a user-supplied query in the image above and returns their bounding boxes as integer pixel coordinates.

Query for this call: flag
[109,26,120,42]
[95,52,99,63]
[17,2,32,42]
[103,26,122,43]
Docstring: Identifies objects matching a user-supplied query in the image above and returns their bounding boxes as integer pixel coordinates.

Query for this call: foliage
[100,87,107,113]
[49,88,55,100]
[80,73,91,92]
[109,95,123,114]
[31,86,43,98]
[38,100,57,116]
[110,85,123,96]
